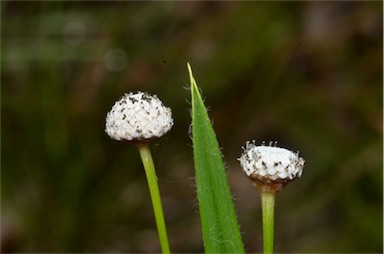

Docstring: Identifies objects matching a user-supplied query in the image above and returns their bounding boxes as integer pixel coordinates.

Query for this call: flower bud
[105,91,173,142]
[239,141,304,193]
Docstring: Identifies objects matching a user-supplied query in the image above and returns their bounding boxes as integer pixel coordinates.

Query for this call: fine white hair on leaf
[183,84,191,92]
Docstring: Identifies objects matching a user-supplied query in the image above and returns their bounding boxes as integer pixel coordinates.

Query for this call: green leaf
[187,63,245,253]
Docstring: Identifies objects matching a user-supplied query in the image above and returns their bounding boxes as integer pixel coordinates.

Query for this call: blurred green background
[1,1,382,253]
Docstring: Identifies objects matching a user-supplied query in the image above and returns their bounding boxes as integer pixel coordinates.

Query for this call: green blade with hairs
[188,63,245,253]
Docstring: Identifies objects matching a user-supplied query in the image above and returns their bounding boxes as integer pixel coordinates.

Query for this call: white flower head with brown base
[105,91,174,142]
[239,141,305,193]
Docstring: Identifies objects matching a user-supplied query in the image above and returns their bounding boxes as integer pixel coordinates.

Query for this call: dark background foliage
[1,1,382,253]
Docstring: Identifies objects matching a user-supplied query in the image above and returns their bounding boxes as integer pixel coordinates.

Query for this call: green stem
[261,191,275,254]
[137,144,170,254]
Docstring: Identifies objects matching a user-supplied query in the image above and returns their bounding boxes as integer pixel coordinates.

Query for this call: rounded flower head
[239,141,304,193]
[105,91,173,142]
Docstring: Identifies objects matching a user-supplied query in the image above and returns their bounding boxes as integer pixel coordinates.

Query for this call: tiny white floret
[105,91,173,141]
[239,141,304,183]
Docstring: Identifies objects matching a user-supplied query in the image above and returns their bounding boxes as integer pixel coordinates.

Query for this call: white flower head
[239,141,304,192]
[105,91,173,142]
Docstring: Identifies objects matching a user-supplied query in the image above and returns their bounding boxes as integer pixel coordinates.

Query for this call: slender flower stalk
[239,141,304,254]
[105,91,173,253]
[261,191,275,254]
[137,143,170,254]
